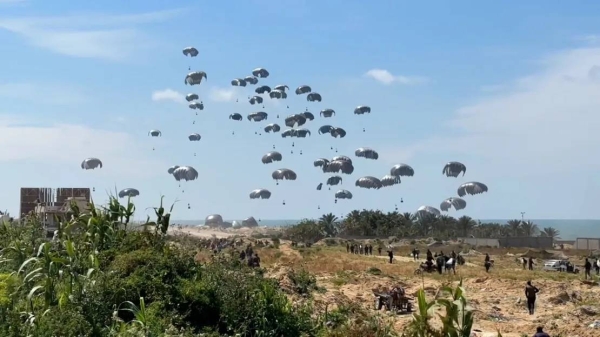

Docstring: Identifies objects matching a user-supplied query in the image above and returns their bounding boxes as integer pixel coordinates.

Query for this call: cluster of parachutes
[78,45,490,222]
[416,162,488,218]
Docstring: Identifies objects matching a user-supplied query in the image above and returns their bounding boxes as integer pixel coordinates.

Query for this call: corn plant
[114,297,150,337]
[435,280,474,337]
[146,196,176,235]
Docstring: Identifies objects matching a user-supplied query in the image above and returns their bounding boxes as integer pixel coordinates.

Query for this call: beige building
[21,188,91,236]
[34,196,91,233]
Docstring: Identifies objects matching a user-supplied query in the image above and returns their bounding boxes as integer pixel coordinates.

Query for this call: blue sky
[1,0,600,221]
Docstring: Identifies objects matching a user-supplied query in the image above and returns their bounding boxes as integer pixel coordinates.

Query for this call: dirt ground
[269,244,600,336]
[176,227,600,336]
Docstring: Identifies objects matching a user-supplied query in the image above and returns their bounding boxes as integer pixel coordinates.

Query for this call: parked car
[543,260,566,272]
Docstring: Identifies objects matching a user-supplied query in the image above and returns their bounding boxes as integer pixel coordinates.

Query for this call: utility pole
[520,212,526,224]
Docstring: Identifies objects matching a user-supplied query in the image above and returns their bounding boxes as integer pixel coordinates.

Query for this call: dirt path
[278,242,302,259]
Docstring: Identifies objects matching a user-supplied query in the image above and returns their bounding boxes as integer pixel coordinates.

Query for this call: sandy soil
[170,225,280,239]
[187,229,600,336]
[262,245,600,337]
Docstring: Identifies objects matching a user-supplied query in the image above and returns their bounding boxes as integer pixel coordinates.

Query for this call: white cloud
[208,87,240,102]
[207,87,282,109]
[0,116,165,178]
[0,82,87,105]
[364,69,429,85]
[151,88,185,104]
[577,35,600,45]
[390,47,600,176]
[479,84,505,93]
[0,9,181,60]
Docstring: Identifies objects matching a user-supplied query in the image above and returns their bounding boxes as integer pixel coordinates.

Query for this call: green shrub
[0,197,499,336]
[287,268,318,295]
[33,307,93,337]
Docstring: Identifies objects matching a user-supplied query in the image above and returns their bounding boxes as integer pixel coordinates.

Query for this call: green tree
[541,226,560,239]
[318,213,339,237]
[456,216,476,238]
[506,219,522,236]
[520,221,539,237]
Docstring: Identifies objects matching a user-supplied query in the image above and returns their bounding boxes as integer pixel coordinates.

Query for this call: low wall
[497,236,553,249]
[458,237,553,249]
[575,238,600,250]
[458,237,500,247]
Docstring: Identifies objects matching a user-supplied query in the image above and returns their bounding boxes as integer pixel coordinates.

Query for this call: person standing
[532,326,550,337]
[525,281,540,315]
[584,258,592,279]
[484,253,492,273]
[528,257,535,270]
[388,245,394,264]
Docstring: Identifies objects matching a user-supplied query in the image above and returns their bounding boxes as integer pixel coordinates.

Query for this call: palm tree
[541,227,560,239]
[506,219,522,236]
[520,221,539,237]
[318,213,339,237]
[435,215,457,238]
[456,216,476,237]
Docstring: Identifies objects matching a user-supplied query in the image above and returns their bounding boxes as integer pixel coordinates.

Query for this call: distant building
[20,188,91,235]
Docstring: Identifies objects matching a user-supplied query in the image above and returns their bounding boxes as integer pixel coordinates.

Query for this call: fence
[574,238,600,250]
[458,238,500,247]
[458,237,553,249]
[497,236,553,249]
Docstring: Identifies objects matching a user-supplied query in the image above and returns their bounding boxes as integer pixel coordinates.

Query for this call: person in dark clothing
[533,326,550,337]
[388,247,394,264]
[369,245,373,255]
[251,254,261,268]
[528,257,535,270]
[595,258,600,275]
[426,249,433,261]
[525,281,540,315]
[346,243,350,253]
[483,253,492,272]
[239,250,246,260]
[522,257,527,270]
[435,256,445,274]
[412,247,418,261]
[584,258,592,279]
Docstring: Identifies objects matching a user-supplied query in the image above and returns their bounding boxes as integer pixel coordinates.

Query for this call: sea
[171,219,600,240]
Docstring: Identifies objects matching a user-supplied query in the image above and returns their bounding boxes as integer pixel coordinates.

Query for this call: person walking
[525,280,540,315]
[388,245,394,264]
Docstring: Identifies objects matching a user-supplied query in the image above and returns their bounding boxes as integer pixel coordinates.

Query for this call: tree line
[282,209,560,244]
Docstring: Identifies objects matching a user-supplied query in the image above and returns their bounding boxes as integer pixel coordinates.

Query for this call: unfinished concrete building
[20,187,91,235]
